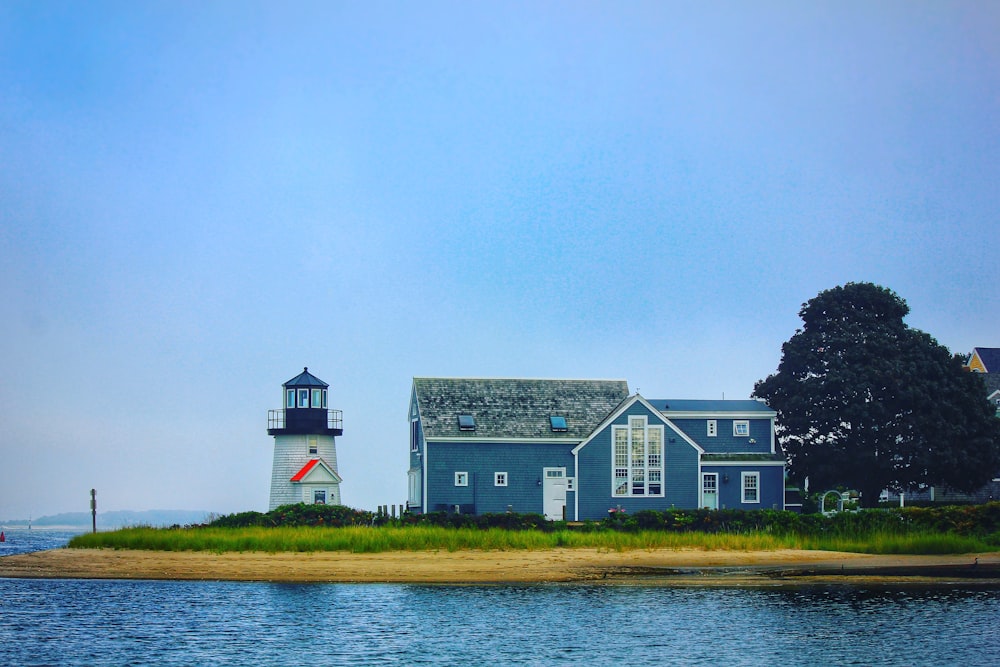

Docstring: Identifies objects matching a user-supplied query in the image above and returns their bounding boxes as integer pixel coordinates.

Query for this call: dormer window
[550,416,568,432]
[458,415,476,431]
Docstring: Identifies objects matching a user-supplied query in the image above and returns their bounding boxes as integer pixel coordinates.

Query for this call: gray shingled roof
[412,378,629,439]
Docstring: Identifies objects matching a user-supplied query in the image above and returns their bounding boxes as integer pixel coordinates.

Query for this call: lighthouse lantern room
[267,367,344,510]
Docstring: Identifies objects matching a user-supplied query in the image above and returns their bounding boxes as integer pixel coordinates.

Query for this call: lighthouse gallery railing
[267,409,343,431]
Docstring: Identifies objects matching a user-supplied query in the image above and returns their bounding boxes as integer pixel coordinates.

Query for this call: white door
[543,468,567,520]
[702,473,718,510]
[408,469,422,508]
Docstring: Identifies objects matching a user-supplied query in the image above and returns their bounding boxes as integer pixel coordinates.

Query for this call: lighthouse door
[542,468,567,521]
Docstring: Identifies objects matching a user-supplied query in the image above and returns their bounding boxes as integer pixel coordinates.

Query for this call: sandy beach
[2,548,999,585]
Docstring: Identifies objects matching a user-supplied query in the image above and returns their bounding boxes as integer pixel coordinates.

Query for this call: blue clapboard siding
[425,441,575,515]
[576,401,700,520]
[410,379,787,519]
[701,464,785,510]
[670,418,773,454]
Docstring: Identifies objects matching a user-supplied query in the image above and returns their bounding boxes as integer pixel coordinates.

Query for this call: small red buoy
[0,531,5,542]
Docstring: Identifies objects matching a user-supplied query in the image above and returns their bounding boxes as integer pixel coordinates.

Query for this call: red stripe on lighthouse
[290,459,320,481]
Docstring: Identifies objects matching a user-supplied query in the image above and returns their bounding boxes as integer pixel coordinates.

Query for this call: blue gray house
[407,378,784,520]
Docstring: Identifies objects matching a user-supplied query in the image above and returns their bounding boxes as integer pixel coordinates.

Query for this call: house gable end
[968,348,1000,373]
[408,383,421,424]
[573,394,704,456]
[573,394,702,518]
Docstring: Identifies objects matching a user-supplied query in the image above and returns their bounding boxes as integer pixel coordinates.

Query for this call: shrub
[208,504,373,529]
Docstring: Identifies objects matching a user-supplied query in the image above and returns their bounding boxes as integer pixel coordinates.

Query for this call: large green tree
[753,282,1000,507]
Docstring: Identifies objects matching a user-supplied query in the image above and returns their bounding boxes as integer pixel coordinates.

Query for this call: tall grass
[68,525,994,555]
[792,530,991,555]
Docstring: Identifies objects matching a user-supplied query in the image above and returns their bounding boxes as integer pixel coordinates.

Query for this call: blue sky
[2,1,997,519]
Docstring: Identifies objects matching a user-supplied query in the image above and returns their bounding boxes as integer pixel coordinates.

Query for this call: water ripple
[0,579,997,666]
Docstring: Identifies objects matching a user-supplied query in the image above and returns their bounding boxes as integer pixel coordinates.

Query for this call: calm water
[0,528,81,557]
[0,578,997,666]
[2,530,999,665]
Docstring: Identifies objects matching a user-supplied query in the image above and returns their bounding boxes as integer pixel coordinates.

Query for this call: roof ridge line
[412,377,629,382]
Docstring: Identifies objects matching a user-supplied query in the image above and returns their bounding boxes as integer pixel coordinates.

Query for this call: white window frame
[733,420,750,437]
[308,435,318,455]
[703,473,718,493]
[311,388,323,408]
[286,389,295,408]
[566,477,575,492]
[494,472,508,487]
[410,420,419,452]
[611,415,664,497]
[298,389,309,408]
[741,471,760,504]
[707,420,717,437]
[455,471,468,487]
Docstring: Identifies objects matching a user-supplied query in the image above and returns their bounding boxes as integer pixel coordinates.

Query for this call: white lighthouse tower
[267,367,344,510]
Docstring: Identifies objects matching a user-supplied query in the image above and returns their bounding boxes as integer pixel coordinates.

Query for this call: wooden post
[90,489,97,533]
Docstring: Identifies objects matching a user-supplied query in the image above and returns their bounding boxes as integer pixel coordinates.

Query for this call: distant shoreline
[2,548,998,585]
[1,525,90,531]
[1,509,211,530]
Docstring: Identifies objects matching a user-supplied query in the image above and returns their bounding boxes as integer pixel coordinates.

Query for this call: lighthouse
[267,368,344,510]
